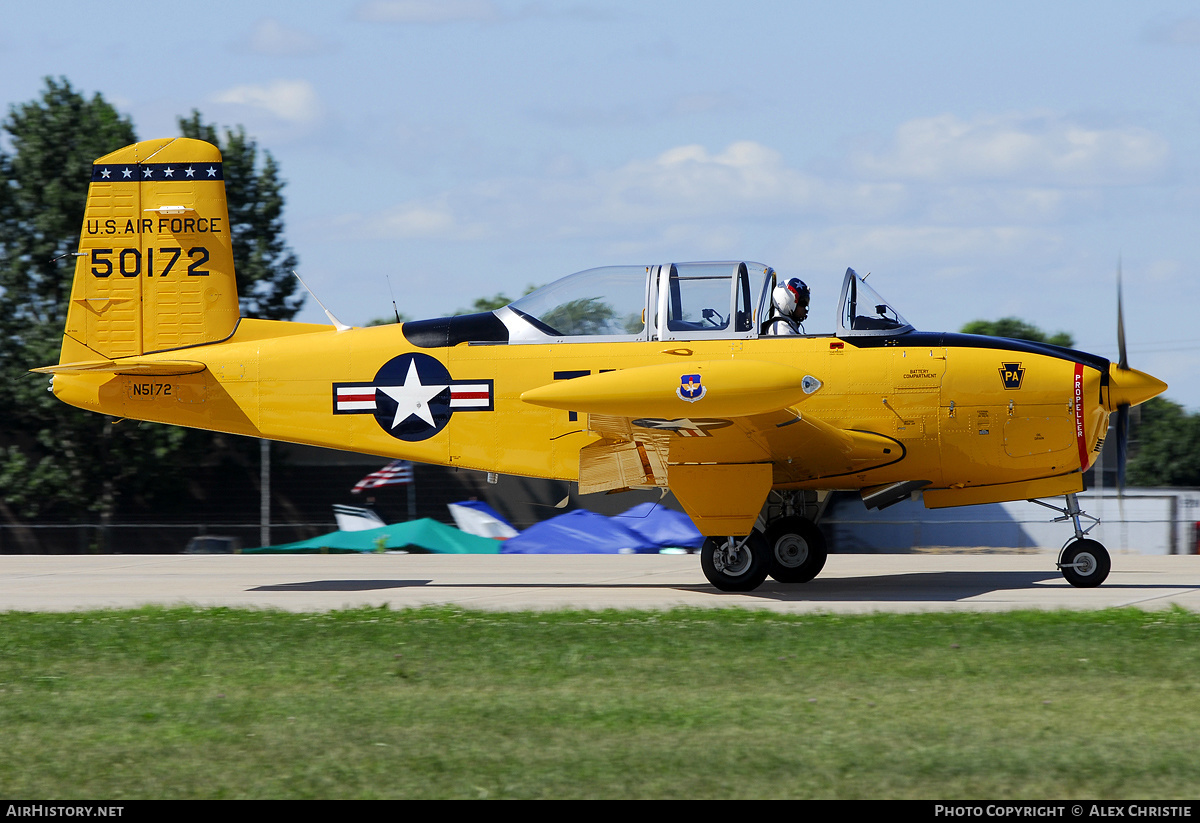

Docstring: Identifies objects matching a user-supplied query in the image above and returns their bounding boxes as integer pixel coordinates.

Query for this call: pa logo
[332,352,492,441]
[999,362,1025,390]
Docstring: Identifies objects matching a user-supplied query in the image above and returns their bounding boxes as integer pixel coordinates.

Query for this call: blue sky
[3,1,1198,408]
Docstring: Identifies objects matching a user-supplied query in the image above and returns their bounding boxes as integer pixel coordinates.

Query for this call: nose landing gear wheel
[1058,539,1110,588]
[700,533,771,592]
[763,516,828,583]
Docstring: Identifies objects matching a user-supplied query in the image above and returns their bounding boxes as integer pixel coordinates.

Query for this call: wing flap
[590,408,904,486]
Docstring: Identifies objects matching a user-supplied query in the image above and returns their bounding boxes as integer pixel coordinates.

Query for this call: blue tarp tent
[500,509,653,554]
[500,505,703,554]
[613,502,704,551]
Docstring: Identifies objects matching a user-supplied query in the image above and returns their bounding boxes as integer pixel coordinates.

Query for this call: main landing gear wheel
[763,516,828,584]
[1059,539,1111,588]
[700,533,771,592]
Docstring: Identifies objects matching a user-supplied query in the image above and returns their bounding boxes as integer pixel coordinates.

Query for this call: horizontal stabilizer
[31,359,207,376]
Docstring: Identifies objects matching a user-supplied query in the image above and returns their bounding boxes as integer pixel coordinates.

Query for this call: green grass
[1,607,1198,799]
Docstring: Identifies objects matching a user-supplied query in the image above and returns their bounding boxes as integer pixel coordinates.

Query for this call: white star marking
[143,167,154,178]
[184,166,195,178]
[121,168,132,178]
[100,168,111,178]
[205,166,217,177]
[642,418,705,430]
[162,167,174,177]
[377,360,447,430]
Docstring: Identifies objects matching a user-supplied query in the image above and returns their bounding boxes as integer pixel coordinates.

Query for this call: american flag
[351,460,414,493]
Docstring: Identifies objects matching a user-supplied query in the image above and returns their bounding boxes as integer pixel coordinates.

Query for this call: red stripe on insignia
[451,391,490,400]
[1074,363,1088,470]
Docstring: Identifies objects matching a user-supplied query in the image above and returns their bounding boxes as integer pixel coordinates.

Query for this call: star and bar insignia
[333,352,492,442]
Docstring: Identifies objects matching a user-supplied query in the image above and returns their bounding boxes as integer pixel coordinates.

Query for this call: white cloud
[353,0,499,24]
[242,18,326,57]
[375,206,457,237]
[210,80,323,124]
[585,141,906,225]
[853,113,1170,186]
[348,141,898,243]
[333,137,1069,246]
[792,224,1061,265]
[325,113,1171,263]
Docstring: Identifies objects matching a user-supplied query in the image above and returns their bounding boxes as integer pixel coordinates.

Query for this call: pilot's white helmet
[772,277,810,321]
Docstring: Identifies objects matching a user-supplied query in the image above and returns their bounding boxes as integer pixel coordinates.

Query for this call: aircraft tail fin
[61,137,240,363]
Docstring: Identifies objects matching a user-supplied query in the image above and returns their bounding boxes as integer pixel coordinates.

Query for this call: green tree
[0,78,194,546]
[542,297,618,335]
[178,111,303,320]
[0,78,134,333]
[0,82,306,550]
[461,293,514,314]
[960,317,1074,347]
[1127,397,1200,487]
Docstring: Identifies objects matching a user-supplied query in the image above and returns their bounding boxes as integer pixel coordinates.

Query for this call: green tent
[245,518,503,554]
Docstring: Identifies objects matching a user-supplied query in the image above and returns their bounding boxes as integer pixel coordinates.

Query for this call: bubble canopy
[496,262,913,342]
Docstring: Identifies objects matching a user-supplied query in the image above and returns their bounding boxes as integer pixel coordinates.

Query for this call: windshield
[836,268,913,336]
[508,266,649,337]
[666,262,742,333]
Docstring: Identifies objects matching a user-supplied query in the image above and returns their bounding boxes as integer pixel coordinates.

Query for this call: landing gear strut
[1030,493,1111,588]
[700,533,771,592]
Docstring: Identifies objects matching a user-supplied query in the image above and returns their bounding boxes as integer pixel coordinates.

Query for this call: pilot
[763,277,810,335]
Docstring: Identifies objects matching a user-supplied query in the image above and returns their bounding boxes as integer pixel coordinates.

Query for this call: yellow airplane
[36,137,1168,591]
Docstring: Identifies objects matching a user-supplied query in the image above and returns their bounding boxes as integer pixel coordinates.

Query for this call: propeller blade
[1117,258,1128,371]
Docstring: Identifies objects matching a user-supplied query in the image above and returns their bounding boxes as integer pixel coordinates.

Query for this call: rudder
[62,137,240,362]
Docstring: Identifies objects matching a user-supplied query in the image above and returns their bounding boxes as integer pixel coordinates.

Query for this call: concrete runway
[3,551,1199,613]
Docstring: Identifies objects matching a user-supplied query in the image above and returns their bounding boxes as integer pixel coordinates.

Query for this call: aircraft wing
[580,408,903,493]
[521,360,902,497]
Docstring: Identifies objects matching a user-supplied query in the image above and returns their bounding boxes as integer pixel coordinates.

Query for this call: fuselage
[50,318,1114,495]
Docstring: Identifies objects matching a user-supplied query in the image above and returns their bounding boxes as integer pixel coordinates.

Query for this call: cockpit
[496,263,912,343]
[835,268,912,336]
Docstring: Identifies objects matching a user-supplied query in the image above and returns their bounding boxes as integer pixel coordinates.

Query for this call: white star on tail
[378,359,447,429]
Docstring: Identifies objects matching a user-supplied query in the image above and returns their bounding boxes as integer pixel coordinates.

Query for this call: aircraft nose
[1105,363,1168,410]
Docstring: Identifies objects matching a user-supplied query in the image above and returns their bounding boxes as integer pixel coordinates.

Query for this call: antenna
[386,274,401,324]
[292,270,351,332]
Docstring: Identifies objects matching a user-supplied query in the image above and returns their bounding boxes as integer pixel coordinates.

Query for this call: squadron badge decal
[333,353,492,441]
[678,373,706,403]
